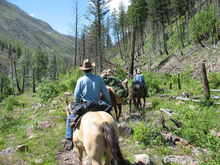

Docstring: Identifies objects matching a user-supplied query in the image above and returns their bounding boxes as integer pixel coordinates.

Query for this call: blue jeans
[65,113,75,139]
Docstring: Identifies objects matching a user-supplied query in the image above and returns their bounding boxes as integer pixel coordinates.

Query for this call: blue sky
[6,0,130,35]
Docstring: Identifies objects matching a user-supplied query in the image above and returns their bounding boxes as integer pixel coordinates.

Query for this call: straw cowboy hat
[79,59,95,70]
[136,69,142,74]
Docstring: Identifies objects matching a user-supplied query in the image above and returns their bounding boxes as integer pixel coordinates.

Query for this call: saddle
[69,101,112,129]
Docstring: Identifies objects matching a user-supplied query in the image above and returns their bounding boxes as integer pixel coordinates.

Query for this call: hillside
[0,0,72,56]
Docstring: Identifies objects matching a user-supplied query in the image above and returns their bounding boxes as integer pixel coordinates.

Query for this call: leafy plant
[133,122,166,146]
[4,95,20,111]
[38,79,58,102]
[0,114,21,133]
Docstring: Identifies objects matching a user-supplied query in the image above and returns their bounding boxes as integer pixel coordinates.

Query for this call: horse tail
[100,122,126,165]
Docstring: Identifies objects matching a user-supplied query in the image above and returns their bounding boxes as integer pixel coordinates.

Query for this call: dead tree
[201,61,210,100]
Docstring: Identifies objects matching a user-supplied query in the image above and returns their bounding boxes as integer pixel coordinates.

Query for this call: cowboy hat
[79,59,95,70]
[136,69,142,74]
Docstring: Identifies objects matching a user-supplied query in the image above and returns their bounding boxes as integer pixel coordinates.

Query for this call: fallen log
[158,108,175,116]
[210,89,220,92]
[160,130,197,149]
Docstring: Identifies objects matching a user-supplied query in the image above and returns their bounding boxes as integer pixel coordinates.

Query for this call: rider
[64,59,111,150]
[134,68,148,97]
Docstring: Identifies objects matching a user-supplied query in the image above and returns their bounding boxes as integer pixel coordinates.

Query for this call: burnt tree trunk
[201,62,210,100]
[178,73,181,90]
[129,26,136,77]
[14,61,22,93]
[33,68,36,93]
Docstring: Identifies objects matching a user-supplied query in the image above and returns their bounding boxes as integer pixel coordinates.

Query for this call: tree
[69,0,80,67]
[128,0,148,76]
[34,47,48,81]
[87,0,111,73]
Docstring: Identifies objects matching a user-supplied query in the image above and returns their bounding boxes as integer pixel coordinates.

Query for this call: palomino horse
[100,79,128,121]
[66,101,126,165]
[129,82,146,114]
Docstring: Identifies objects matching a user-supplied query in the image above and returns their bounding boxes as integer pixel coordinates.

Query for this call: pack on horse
[65,101,126,165]
[129,81,146,114]
[100,78,128,121]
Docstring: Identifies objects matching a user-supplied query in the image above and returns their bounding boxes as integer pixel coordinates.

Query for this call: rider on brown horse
[134,69,148,97]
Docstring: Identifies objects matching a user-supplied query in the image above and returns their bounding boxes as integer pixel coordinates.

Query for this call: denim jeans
[65,112,75,139]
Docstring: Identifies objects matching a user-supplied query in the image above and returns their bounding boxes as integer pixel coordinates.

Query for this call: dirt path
[56,141,92,165]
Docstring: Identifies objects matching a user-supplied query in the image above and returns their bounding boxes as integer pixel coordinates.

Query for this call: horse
[129,82,146,114]
[100,79,128,121]
[66,101,126,165]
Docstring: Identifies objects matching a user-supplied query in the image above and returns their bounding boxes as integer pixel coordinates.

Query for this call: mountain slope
[0,0,72,56]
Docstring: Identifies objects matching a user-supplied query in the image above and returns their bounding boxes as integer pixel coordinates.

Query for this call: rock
[118,122,133,136]
[210,129,218,137]
[0,147,15,156]
[16,144,28,152]
[34,159,43,164]
[134,154,150,165]
[36,121,55,130]
[163,155,200,165]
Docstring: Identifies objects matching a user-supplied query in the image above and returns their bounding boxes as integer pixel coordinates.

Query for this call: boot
[64,138,73,151]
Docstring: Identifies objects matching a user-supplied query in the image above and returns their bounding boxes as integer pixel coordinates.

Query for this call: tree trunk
[217,0,220,39]
[22,68,25,93]
[178,73,181,90]
[11,58,14,94]
[83,33,85,61]
[0,75,3,93]
[33,68,36,93]
[14,61,22,93]
[129,26,136,77]
[201,62,210,100]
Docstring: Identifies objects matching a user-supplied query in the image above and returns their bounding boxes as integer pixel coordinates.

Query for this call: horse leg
[143,97,145,110]
[76,145,83,165]
[133,97,138,111]
[104,148,112,165]
[117,104,122,121]
[137,98,141,112]
[129,98,132,115]
[114,106,118,122]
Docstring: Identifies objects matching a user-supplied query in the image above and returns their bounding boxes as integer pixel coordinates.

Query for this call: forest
[0,0,220,164]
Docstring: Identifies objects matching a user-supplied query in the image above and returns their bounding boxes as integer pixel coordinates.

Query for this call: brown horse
[129,82,146,114]
[100,79,128,121]
[66,101,125,165]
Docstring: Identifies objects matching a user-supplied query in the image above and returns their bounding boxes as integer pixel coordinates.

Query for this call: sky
[6,0,130,35]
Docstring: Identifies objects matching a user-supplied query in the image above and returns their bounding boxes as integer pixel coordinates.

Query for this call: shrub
[38,79,58,102]
[208,72,220,89]
[143,72,162,95]
[0,114,21,133]
[115,67,127,80]
[4,95,20,111]
[133,122,166,145]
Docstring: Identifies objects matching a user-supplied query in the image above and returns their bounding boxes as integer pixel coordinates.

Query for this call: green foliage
[115,67,127,80]
[175,105,219,152]
[0,73,12,101]
[208,72,220,89]
[4,95,20,111]
[151,97,159,110]
[0,114,21,133]
[143,71,162,95]
[38,79,58,102]
[133,122,167,146]
[189,4,218,43]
